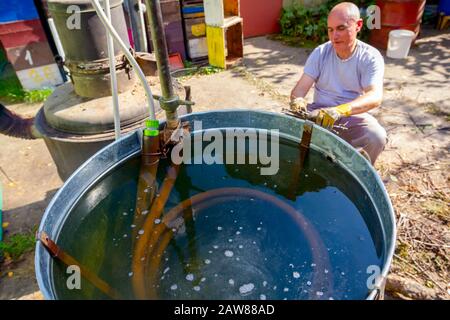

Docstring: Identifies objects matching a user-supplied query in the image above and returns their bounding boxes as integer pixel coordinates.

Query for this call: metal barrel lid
[41,82,149,135]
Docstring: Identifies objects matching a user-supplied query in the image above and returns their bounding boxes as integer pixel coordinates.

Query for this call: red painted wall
[240,0,283,38]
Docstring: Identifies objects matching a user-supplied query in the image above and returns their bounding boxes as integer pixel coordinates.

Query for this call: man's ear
[355,18,364,32]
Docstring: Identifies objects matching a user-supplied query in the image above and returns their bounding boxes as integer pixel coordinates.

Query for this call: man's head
[327,2,363,56]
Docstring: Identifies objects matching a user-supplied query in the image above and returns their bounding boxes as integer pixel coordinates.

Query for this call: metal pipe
[137,0,148,52]
[90,0,157,120]
[47,18,65,61]
[145,0,179,129]
[103,0,121,140]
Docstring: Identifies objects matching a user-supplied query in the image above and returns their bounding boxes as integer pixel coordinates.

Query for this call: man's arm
[290,73,315,100]
[343,84,383,115]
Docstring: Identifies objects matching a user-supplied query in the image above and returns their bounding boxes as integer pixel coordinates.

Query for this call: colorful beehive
[182,0,208,60]
[0,0,63,90]
[204,0,243,68]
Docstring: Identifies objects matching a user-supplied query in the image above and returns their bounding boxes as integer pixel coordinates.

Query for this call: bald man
[290,2,386,164]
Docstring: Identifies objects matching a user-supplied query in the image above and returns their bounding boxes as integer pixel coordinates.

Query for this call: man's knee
[369,123,387,151]
[365,120,387,163]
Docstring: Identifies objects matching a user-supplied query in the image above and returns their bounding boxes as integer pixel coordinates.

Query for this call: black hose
[0,103,37,140]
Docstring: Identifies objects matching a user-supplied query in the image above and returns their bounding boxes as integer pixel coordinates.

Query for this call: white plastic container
[387,29,415,59]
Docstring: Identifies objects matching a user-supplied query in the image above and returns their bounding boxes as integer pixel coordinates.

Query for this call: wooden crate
[204,0,240,27]
[0,19,63,90]
[206,20,243,69]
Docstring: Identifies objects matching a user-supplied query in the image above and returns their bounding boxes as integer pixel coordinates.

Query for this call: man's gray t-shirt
[303,40,384,107]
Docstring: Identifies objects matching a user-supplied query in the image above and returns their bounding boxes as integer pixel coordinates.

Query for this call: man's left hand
[308,104,352,129]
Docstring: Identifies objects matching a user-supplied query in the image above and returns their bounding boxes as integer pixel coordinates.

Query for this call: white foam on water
[239,227,243,230]
[263,281,267,287]
[260,294,267,300]
[193,286,201,292]
[204,259,211,264]
[324,269,329,274]
[142,210,148,215]
[201,277,206,282]
[239,283,255,295]
[274,185,278,188]
[273,286,277,290]
[154,219,161,224]
[123,212,128,216]
[311,263,316,267]
[163,267,170,274]
[238,245,243,249]
[217,226,223,231]
[293,272,300,279]
[230,210,234,213]
[224,250,234,257]
[228,239,233,243]
[307,281,312,286]
[236,231,241,235]
[341,272,345,276]
[170,284,178,290]
[283,288,289,292]
[208,250,213,254]
[236,257,240,261]
[186,274,194,281]
[257,227,262,231]
[128,272,133,277]
[316,291,324,296]
[131,225,136,228]
[138,230,145,235]
[228,279,235,285]
[123,234,128,238]
[213,245,219,249]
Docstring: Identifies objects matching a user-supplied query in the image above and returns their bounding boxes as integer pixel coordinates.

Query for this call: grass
[175,63,222,79]
[0,230,36,261]
[422,198,450,224]
[0,77,53,104]
[424,103,450,122]
[268,34,319,49]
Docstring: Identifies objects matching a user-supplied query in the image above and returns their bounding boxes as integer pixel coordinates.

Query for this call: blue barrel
[35,110,396,300]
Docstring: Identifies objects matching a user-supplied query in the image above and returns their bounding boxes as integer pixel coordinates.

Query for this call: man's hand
[290,97,308,114]
[308,104,352,129]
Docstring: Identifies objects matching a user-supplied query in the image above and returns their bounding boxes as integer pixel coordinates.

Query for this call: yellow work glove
[309,104,352,129]
[289,97,308,114]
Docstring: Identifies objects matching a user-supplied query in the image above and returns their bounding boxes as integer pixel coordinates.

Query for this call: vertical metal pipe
[137,0,149,52]
[104,0,121,139]
[145,0,179,128]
